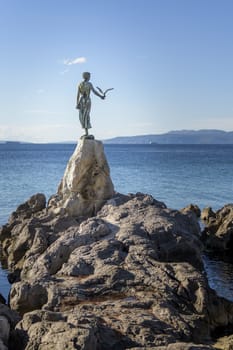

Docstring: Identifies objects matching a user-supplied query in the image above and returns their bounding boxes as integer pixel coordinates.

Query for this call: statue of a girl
[76,72,105,137]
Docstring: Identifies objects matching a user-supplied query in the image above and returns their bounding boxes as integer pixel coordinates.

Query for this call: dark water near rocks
[203,253,233,302]
[0,143,233,301]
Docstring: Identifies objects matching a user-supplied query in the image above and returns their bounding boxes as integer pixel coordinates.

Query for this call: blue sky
[0,0,233,142]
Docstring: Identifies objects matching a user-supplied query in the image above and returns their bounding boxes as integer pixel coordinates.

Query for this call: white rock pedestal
[49,139,114,217]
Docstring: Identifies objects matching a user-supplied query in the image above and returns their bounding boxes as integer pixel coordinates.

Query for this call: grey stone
[181,203,201,218]
[202,204,233,251]
[1,192,232,348]
[48,139,114,218]
[0,303,20,350]
[1,140,233,349]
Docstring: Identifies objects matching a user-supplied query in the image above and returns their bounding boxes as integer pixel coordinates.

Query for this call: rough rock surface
[0,300,20,350]
[180,204,201,219]
[48,139,114,217]
[1,139,233,349]
[201,204,233,251]
[1,191,233,349]
[0,193,78,272]
[214,334,233,350]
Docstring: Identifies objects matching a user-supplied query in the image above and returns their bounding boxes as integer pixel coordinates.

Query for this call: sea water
[0,143,233,300]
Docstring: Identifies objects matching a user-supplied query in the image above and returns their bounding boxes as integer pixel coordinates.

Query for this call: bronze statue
[76,72,113,137]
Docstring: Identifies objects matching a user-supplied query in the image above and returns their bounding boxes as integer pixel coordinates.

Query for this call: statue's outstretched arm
[91,84,105,99]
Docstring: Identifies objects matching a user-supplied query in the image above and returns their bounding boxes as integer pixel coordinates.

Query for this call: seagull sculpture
[96,87,114,97]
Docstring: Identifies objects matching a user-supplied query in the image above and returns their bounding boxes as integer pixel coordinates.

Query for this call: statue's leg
[85,128,88,136]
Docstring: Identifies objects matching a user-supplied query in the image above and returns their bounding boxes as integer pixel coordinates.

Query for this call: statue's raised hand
[96,87,114,98]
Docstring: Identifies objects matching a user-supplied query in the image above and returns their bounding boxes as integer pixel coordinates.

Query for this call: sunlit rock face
[49,139,114,218]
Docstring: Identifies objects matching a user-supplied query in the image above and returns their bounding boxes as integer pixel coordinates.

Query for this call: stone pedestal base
[48,139,114,218]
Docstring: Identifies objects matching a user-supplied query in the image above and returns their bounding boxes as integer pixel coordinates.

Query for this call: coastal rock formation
[0,299,20,350]
[0,193,78,273]
[1,191,233,349]
[201,204,233,251]
[1,139,233,349]
[180,204,201,219]
[48,139,114,217]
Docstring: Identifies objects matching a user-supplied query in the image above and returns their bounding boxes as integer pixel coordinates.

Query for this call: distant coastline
[0,141,30,145]
[1,129,233,145]
[104,129,233,144]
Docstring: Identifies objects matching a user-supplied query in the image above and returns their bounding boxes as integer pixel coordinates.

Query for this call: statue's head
[82,72,91,81]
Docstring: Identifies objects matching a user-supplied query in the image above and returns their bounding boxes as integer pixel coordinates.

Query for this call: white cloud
[63,57,87,66]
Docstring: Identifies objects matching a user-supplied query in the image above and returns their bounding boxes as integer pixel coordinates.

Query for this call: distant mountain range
[104,130,233,144]
[1,130,233,145]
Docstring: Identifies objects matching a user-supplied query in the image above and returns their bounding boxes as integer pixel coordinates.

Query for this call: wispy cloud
[63,57,87,66]
[60,68,69,75]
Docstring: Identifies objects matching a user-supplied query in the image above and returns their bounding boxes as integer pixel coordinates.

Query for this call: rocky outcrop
[180,204,201,219]
[1,139,233,349]
[48,139,114,217]
[1,190,233,349]
[0,298,20,350]
[0,193,78,272]
[201,204,233,251]
[214,334,233,350]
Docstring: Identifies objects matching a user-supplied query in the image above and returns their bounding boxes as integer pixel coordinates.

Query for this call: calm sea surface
[0,143,233,300]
